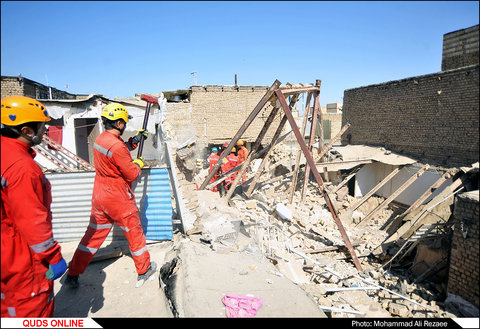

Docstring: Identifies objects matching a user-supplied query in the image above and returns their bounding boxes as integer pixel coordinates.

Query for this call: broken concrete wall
[447,190,479,309]
[341,64,479,167]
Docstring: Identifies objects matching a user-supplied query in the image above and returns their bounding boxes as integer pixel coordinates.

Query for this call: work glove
[131,129,149,145]
[133,157,144,169]
[46,258,68,280]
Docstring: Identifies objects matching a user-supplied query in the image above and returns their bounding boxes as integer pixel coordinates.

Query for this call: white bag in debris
[275,203,292,220]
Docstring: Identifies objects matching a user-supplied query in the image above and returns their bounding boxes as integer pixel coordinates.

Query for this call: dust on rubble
[175,144,460,319]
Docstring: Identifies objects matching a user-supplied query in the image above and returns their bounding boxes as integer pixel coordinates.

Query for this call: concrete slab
[169,238,327,318]
[53,236,326,318]
[54,241,174,318]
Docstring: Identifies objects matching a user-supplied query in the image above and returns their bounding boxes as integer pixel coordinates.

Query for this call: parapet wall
[341,65,479,167]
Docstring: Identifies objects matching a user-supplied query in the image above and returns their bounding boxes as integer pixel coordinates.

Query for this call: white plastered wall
[354,162,452,206]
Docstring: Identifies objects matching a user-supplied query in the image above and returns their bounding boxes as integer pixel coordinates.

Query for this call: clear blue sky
[1,1,478,105]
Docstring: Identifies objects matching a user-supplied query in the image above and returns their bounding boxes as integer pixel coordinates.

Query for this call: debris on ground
[171,142,475,318]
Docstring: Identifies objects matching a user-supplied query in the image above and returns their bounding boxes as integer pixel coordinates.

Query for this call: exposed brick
[341,65,479,167]
[447,192,479,308]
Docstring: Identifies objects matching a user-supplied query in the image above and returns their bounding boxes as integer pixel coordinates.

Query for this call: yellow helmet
[101,102,131,123]
[236,140,244,146]
[1,96,51,126]
[231,147,236,153]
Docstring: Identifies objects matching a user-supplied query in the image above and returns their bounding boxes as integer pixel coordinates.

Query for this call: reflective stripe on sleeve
[130,246,147,257]
[78,244,98,254]
[94,143,113,157]
[1,175,7,189]
[29,237,55,254]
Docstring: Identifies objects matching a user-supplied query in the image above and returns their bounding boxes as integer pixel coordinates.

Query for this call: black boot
[136,262,157,288]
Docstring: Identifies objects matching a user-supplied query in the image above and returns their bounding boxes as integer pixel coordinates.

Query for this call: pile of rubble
[179,146,463,318]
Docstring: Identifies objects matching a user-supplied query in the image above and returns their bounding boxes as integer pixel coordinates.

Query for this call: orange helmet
[1,96,51,126]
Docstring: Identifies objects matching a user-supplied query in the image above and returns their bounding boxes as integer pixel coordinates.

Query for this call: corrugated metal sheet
[47,168,173,243]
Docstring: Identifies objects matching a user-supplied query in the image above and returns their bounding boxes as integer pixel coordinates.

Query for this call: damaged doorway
[74,118,99,166]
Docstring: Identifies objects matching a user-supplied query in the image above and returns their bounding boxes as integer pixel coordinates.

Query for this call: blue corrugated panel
[138,168,173,240]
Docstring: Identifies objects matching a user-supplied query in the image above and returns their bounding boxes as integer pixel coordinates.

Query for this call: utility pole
[191,71,198,86]
[45,74,52,99]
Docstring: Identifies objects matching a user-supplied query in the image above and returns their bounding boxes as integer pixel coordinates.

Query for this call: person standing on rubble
[207,147,220,192]
[221,147,239,193]
[63,103,156,289]
[1,96,68,317]
[236,140,249,183]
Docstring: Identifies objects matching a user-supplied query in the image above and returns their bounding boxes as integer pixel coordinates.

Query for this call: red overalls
[237,146,249,183]
[67,131,150,277]
[221,153,238,190]
[207,153,220,192]
[1,136,63,318]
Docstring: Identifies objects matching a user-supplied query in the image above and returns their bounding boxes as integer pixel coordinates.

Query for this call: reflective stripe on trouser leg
[1,289,54,318]
[68,213,113,276]
[120,212,150,275]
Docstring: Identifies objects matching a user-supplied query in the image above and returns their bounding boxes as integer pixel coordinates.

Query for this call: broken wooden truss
[198,79,363,272]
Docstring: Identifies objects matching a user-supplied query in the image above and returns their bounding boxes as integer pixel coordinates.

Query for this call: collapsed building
[1,24,478,318]
[168,24,479,318]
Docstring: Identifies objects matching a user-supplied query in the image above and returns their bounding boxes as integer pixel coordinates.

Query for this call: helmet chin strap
[9,122,46,145]
[112,125,126,135]
[111,120,126,135]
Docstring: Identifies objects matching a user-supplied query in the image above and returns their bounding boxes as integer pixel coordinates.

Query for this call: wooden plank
[399,171,451,218]
[347,166,402,212]
[304,241,363,254]
[316,159,373,171]
[275,89,363,272]
[224,102,284,200]
[357,164,430,228]
[204,130,292,190]
[199,79,281,190]
[243,95,299,198]
[301,85,321,202]
[372,175,468,257]
[314,123,351,162]
[288,92,313,204]
[330,166,363,195]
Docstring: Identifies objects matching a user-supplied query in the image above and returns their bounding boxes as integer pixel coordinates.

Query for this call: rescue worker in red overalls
[1,96,68,317]
[221,147,238,192]
[63,103,156,289]
[207,147,220,192]
[236,140,249,183]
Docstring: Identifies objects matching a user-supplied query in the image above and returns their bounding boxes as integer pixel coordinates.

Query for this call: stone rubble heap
[181,144,461,318]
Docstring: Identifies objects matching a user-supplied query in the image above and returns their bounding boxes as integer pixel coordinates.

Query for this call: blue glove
[46,258,68,280]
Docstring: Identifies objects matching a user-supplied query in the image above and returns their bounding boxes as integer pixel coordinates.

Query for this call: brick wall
[167,85,298,145]
[447,191,479,308]
[341,64,479,167]
[1,76,76,100]
[442,25,479,71]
